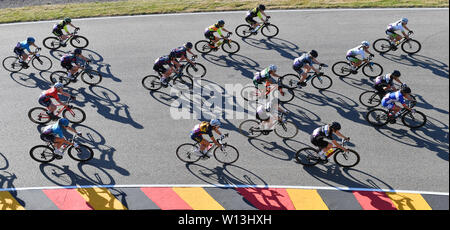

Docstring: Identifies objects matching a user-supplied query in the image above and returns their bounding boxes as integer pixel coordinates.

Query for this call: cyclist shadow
[0,171,25,210]
[246,137,298,161]
[8,71,54,90]
[378,53,449,79]
[281,102,324,132]
[199,53,259,80]
[336,74,376,92]
[241,37,304,60]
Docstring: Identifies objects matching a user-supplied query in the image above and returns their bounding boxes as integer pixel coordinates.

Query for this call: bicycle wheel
[311,74,333,90]
[362,62,383,78]
[273,88,294,103]
[63,107,86,124]
[222,40,240,54]
[142,75,162,91]
[43,37,62,50]
[359,91,382,108]
[373,38,392,53]
[32,55,52,71]
[70,35,89,49]
[261,24,279,38]
[28,107,51,124]
[30,145,56,163]
[176,143,202,163]
[173,75,193,91]
[401,39,421,55]
[274,121,298,139]
[295,147,320,166]
[195,40,213,54]
[2,56,23,72]
[235,24,253,38]
[214,144,239,164]
[239,119,263,138]
[332,61,352,77]
[401,110,427,128]
[240,85,261,102]
[280,74,301,89]
[81,70,102,85]
[68,144,94,162]
[186,63,206,78]
[50,71,71,86]
[366,108,389,127]
[333,149,360,168]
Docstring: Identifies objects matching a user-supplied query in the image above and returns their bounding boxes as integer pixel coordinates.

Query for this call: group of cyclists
[12,5,417,162]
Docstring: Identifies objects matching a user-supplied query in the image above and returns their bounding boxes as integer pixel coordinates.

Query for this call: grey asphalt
[0,8,448,194]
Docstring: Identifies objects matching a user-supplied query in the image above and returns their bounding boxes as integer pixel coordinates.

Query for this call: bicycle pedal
[54,154,63,160]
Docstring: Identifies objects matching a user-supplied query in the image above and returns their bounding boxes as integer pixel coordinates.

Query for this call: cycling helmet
[58,118,70,127]
[361,41,370,47]
[53,82,64,89]
[168,52,176,59]
[27,37,35,43]
[330,122,341,131]
[74,48,82,55]
[269,64,277,72]
[391,70,401,77]
[185,42,193,49]
[217,20,225,26]
[401,86,411,94]
[64,17,72,23]
[258,4,266,11]
[401,17,408,24]
[309,50,318,58]
[210,119,221,127]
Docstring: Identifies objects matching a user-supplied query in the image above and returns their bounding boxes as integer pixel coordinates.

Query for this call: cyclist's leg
[311,138,330,159]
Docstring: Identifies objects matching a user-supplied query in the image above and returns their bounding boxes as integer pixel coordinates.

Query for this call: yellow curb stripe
[286,189,329,210]
[77,187,127,210]
[173,187,225,210]
[386,192,432,210]
[0,191,25,210]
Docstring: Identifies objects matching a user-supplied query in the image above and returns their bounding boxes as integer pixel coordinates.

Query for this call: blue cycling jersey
[294,53,313,67]
[16,41,31,52]
[154,55,173,66]
[383,91,406,105]
[43,123,64,138]
[170,46,187,59]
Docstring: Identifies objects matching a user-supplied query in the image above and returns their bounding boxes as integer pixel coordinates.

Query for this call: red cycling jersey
[42,87,60,101]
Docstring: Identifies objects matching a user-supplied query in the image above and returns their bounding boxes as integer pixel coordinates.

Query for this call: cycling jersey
[15,41,31,52]
[54,21,69,32]
[206,24,223,37]
[41,87,60,101]
[382,91,406,109]
[154,56,173,66]
[256,102,273,121]
[311,125,333,141]
[253,67,271,83]
[346,46,366,59]
[191,121,214,137]
[375,74,394,86]
[60,54,77,64]
[293,53,313,69]
[247,7,263,19]
[42,123,64,138]
[387,20,405,33]
[170,46,187,59]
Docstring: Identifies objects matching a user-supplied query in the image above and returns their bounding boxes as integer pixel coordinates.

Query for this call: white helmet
[269,64,277,72]
[210,119,221,127]
[361,41,370,47]
[53,82,64,89]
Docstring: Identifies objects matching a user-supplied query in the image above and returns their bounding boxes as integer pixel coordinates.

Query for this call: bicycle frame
[323,139,348,159]
[194,133,229,155]
[39,98,75,119]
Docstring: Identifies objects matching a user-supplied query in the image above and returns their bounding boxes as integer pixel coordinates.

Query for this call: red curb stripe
[236,187,295,210]
[42,189,93,210]
[140,187,192,210]
[353,191,397,210]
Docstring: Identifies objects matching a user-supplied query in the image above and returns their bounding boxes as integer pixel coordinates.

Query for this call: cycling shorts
[245,15,257,25]
[190,132,204,143]
[204,30,215,40]
[381,98,395,110]
[13,47,25,56]
[153,64,167,74]
[310,137,329,149]
[38,94,52,107]
[61,61,73,70]
[40,133,56,143]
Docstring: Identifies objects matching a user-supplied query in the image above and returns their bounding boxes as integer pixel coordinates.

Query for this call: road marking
[140,187,192,210]
[286,188,329,210]
[0,191,25,210]
[235,187,295,210]
[385,192,432,210]
[353,191,397,210]
[77,187,127,210]
[172,187,225,210]
[42,188,93,210]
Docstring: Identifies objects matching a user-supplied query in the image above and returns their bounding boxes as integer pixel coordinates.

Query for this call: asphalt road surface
[0,8,448,195]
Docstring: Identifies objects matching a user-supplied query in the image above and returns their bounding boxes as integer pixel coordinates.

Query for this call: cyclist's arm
[221,28,231,34]
[60,91,71,98]
[331,139,348,152]
[217,28,224,37]
[63,25,70,34]
[257,11,264,20]
[270,71,281,78]
[334,130,349,141]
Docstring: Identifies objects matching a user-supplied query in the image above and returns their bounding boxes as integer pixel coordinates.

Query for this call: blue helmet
[27,37,35,43]
[58,118,70,127]
[210,119,221,127]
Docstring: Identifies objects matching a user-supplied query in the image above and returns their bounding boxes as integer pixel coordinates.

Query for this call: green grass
[0,0,448,24]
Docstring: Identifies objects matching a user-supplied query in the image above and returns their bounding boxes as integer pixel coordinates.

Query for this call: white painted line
[2,184,448,196]
[0,7,448,27]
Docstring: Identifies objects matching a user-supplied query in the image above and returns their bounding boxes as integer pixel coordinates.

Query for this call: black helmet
[185,42,193,49]
[258,4,266,11]
[330,122,341,131]
[309,50,318,58]
[218,20,225,26]
[401,86,411,94]
[74,48,82,55]
[392,70,401,77]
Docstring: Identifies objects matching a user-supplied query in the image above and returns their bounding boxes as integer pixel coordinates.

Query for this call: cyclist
[40,118,81,159]
[311,122,350,160]
[253,65,281,92]
[14,37,40,68]
[386,17,413,50]
[169,42,197,70]
[190,119,224,158]
[381,85,415,120]
[38,83,75,120]
[52,17,80,43]
[293,50,323,89]
[204,20,232,49]
[153,55,178,87]
[374,70,404,96]
[256,98,288,131]
[245,4,270,32]
[346,41,375,74]
[60,48,90,81]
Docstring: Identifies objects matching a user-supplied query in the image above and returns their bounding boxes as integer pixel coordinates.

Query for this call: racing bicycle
[240,78,295,103]
[295,139,360,168]
[179,56,207,78]
[365,102,426,129]
[373,31,421,55]
[43,28,89,50]
[235,17,279,38]
[142,65,193,92]
[332,55,383,78]
[195,33,240,54]
[359,88,416,108]
[28,97,86,125]
[30,135,93,163]
[50,61,102,86]
[176,133,239,164]
[280,64,333,90]
[2,48,52,72]
[238,113,298,139]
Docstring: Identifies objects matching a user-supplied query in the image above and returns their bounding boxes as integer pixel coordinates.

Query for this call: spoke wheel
[239,119,263,138]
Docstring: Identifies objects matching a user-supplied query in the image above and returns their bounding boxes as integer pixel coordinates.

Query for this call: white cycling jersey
[347,46,366,59]
[387,20,405,32]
